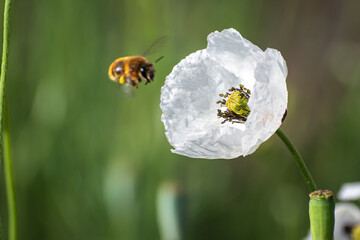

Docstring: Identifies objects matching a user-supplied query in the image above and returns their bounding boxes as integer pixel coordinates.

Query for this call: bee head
[140,63,155,81]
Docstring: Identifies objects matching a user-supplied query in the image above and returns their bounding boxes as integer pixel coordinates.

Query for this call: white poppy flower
[160,28,288,159]
[304,203,360,240]
[338,182,360,201]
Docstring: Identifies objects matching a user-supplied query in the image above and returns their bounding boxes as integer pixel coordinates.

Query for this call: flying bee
[108,37,165,88]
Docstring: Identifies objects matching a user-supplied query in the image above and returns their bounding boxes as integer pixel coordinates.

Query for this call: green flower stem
[0,0,16,239]
[0,0,11,123]
[276,128,317,192]
[3,97,17,240]
[0,219,2,240]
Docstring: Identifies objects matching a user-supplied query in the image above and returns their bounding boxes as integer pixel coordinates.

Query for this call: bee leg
[115,77,122,86]
[129,79,138,88]
[130,81,137,88]
[125,76,137,88]
[141,76,150,85]
[137,76,149,86]
[144,76,152,85]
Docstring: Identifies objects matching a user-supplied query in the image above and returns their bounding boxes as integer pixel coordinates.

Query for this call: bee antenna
[154,56,164,64]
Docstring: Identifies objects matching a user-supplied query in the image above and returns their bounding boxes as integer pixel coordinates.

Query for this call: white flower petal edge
[338,182,360,201]
[160,28,288,159]
[304,203,360,240]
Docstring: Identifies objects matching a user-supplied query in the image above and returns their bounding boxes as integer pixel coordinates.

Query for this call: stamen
[217,84,251,124]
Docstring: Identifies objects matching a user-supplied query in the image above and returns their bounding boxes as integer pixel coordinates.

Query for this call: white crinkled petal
[338,182,360,201]
[334,203,360,240]
[160,28,288,159]
[243,48,288,155]
[207,28,263,91]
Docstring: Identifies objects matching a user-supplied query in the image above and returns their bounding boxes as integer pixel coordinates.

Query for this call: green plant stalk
[276,128,317,192]
[3,97,16,240]
[0,0,11,127]
[0,0,16,239]
[0,217,2,240]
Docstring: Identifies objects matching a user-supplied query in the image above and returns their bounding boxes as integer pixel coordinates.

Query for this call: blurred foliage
[0,0,359,239]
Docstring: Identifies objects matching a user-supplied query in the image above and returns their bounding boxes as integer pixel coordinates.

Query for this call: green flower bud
[309,190,335,240]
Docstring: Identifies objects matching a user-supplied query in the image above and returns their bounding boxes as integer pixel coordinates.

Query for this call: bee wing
[141,36,167,57]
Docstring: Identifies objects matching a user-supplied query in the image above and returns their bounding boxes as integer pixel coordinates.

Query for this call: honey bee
[108,38,165,88]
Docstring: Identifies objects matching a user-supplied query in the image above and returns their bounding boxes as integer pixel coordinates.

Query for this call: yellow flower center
[226,91,250,116]
[217,85,251,124]
[352,225,360,240]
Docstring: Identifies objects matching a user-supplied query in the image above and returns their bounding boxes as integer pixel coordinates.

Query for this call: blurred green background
[1,0,360,239]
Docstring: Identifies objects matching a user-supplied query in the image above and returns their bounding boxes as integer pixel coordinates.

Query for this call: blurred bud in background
[338,182,360,201]
[103,158,137,239]
[156,181,187,240]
